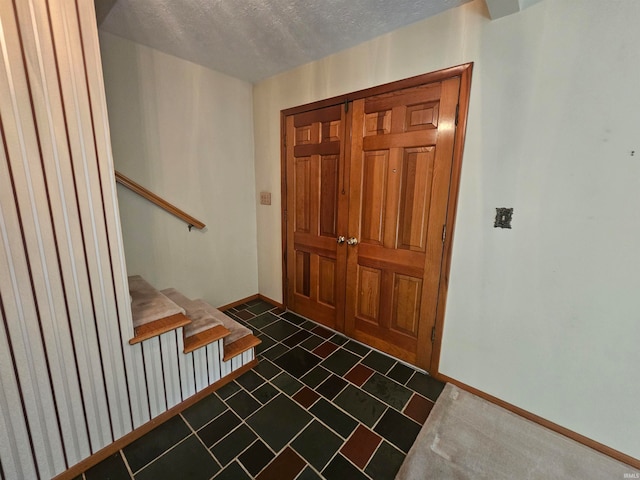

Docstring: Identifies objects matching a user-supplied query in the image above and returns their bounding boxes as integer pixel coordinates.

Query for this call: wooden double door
[283,65,471,371]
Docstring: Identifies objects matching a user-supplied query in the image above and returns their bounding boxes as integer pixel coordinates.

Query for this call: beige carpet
[396,384,639,480]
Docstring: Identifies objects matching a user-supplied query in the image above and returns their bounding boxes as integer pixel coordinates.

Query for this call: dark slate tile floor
[79,299,445,479]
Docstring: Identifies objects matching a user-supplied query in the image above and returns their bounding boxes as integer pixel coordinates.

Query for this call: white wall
[253,0,640,459]
[99,32,258,307]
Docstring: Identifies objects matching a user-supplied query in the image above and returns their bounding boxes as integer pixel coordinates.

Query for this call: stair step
[183,325,230,354]
[223,334,262,361]
[190,299,252,346]
[128,275,190,344]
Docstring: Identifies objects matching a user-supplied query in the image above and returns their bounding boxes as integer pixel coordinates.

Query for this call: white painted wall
[99,32,258,307]
[253,0,640,459]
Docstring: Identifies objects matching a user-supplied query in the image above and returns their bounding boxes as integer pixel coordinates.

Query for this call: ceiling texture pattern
[98,0,472,82]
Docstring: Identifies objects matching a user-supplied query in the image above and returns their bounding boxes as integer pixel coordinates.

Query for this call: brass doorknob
[346,237,358,246]
[337,236,346,245]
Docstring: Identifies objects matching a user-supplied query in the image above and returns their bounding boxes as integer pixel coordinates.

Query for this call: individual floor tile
[403,393,434,425]
[312,341,339,358]
[260,343,289,361]
[238,440,275,477]
[246,394,312,451]
[296,466,323,480]
[362,373,413,410]
[274,347,321,378]
[373,408,421,453]
[135,436,219,480]
[271,371,304,396]
[182,393,228,430]
[344,364,375,387]
[334,385,387,428]
[281,311,306,325]
[253,383,280,404]
[123,415,190,472]
[309,398,358,439]
[225,389,261,419]
[320,349,360,376]
[406,372,446,402]
[262,319,301,341]
[213,461,251,480]
[255,334,277,354]
[316,374,348,400]
[247,302,274,315]
[300,334,325,351]
[340,424,382,470]
[321,454,368,480]
[300,365,332,388]
[300,320,317,330]
[254,359,282,380]
[236,370,265,391]
[234,309,255,321]
[282,330,313,348]
[270,307,286,316]
[211,424,257,466]
[292,386,321,409]
[85,451,130,480]
[329,334,349,346]
[198,410,241,447]
[291,420,343,471]
[364,441,405,480]
[248,312,280,330]
[361,351,395,375]
[343,340,370,357]
[256,447,306,480]
[386,362,415,385]
[311,325,333,339]
[216,381,241,400]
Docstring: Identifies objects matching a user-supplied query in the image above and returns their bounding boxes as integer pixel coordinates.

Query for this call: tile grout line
[118,449,135,479]
[179,412,223,471]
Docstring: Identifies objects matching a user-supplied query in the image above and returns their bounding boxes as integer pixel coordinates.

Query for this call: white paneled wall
[0,1,252,478]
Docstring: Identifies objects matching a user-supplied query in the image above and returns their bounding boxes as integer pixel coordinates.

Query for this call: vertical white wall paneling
[76,0,147,432]
[193,348,208,392]
[159,332,181,410]
[176,332,196,401]
[141,339,167,418]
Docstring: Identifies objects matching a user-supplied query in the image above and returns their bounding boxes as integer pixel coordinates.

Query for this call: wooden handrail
[115,171,206,230]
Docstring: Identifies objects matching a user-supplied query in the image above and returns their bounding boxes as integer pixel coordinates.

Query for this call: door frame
[280,63,473,374]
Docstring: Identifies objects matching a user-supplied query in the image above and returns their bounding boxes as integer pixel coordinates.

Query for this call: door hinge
[284,132,287,147]
[344,98,349,113]
[431,326,436,342]
[455,104,459,126]
[442,224,446,243]
[284,209,288,222]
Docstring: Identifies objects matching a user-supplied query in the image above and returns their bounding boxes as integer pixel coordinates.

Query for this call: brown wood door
[285,104,349,330]
[344,77,461,370]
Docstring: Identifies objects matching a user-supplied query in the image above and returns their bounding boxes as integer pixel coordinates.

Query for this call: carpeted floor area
[396,383,640,480]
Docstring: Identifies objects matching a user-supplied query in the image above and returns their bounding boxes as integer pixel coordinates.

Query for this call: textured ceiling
[98,0,471,83]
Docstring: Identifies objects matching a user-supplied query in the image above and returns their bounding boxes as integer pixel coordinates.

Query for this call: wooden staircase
[127,275,261,376]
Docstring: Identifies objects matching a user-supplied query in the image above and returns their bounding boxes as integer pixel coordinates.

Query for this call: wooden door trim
[429,63,473,374]
[281,63,474,375]
[282,63,472,117]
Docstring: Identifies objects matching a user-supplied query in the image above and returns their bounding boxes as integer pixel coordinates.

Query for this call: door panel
[286,105,348,330]
[345,77,461,369]
[284,67,470,372]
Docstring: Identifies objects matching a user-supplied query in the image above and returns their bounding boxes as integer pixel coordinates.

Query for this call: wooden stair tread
[223,334,261,361]
[129,313,191,345]
[183,325,231,354]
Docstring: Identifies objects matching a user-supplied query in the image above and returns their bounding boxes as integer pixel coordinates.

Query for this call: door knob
[337,236,345,245]
[346,237,358,246]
